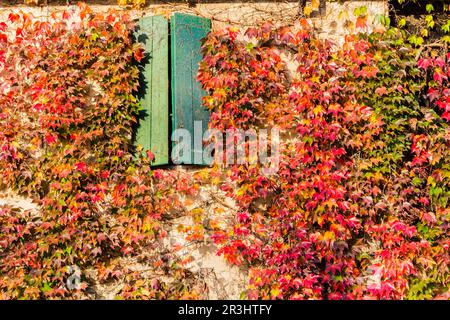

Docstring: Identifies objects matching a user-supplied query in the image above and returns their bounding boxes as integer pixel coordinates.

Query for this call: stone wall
[0,1,388,299]
[0,1,387,36]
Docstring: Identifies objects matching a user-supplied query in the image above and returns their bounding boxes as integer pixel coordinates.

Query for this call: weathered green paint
[171,13,211,165]
[135,15,169,166]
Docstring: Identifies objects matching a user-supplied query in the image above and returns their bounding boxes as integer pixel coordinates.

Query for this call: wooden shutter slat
[135,15,169,166]
[171,13,211,165]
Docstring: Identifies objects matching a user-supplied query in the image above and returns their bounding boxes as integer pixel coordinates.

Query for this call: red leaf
[427,88,440,101]
[44,133,58,145]
[106,14,116,24]
[62,11,71,20]
[434,57,445,68]
[100,170,110,179]
[122,246,134,255]
[16,28,23,38]
[421,212,437,225]
[146,150,155,161]
[33,103,45,111]
[417,58,432,70]
[356,16,367,29]
[375,86,387,96]
[441,111,450,122]
[226,27,239,42]
[433,68,447,84]
[237,211,250,223]
[134,48,144,62]
[8,13,20,23]
[74,162,87,173]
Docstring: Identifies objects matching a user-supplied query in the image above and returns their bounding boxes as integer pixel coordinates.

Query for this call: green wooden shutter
[171,13,211,165]
[134,15,169,166]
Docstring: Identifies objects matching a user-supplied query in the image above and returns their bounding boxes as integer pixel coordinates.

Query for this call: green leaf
[245,43,254,52]
[425,15,434,28]
[41,282,53,293]
[412,177,422,186]
[353,5,367,17]
[441,21,450,33]
[408,35,424,47]
[91,32,99,41]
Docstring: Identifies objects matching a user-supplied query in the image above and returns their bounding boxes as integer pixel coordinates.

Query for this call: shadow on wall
[132,25,151,153]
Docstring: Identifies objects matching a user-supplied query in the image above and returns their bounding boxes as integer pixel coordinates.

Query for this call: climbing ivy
[0,4,202,299]
[198,19,449,300]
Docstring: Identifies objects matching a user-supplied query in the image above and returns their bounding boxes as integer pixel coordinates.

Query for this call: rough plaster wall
[0,1,387,35]
[0,171,246,299]
[0,191,39,214]
[0,1,387,299]
[162,184,247,300]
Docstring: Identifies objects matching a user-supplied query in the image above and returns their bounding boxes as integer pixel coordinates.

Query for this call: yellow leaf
[214,207,225,214]
[236,185,248,196]
[310,75,320,83]
[317,216,324,226]
[369,113,379,123]
[270,287,281,298]
[338,10,349,21]
[191,207,204,215]
[312,0,320,10]
[304,5,313,17]
[420,28,429,38]
[11,141,20,149]
[324,231,335,241]
[209,219,221,230]
[313,105,323,115]
[212,177,221,185]
[132,0,146,8]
